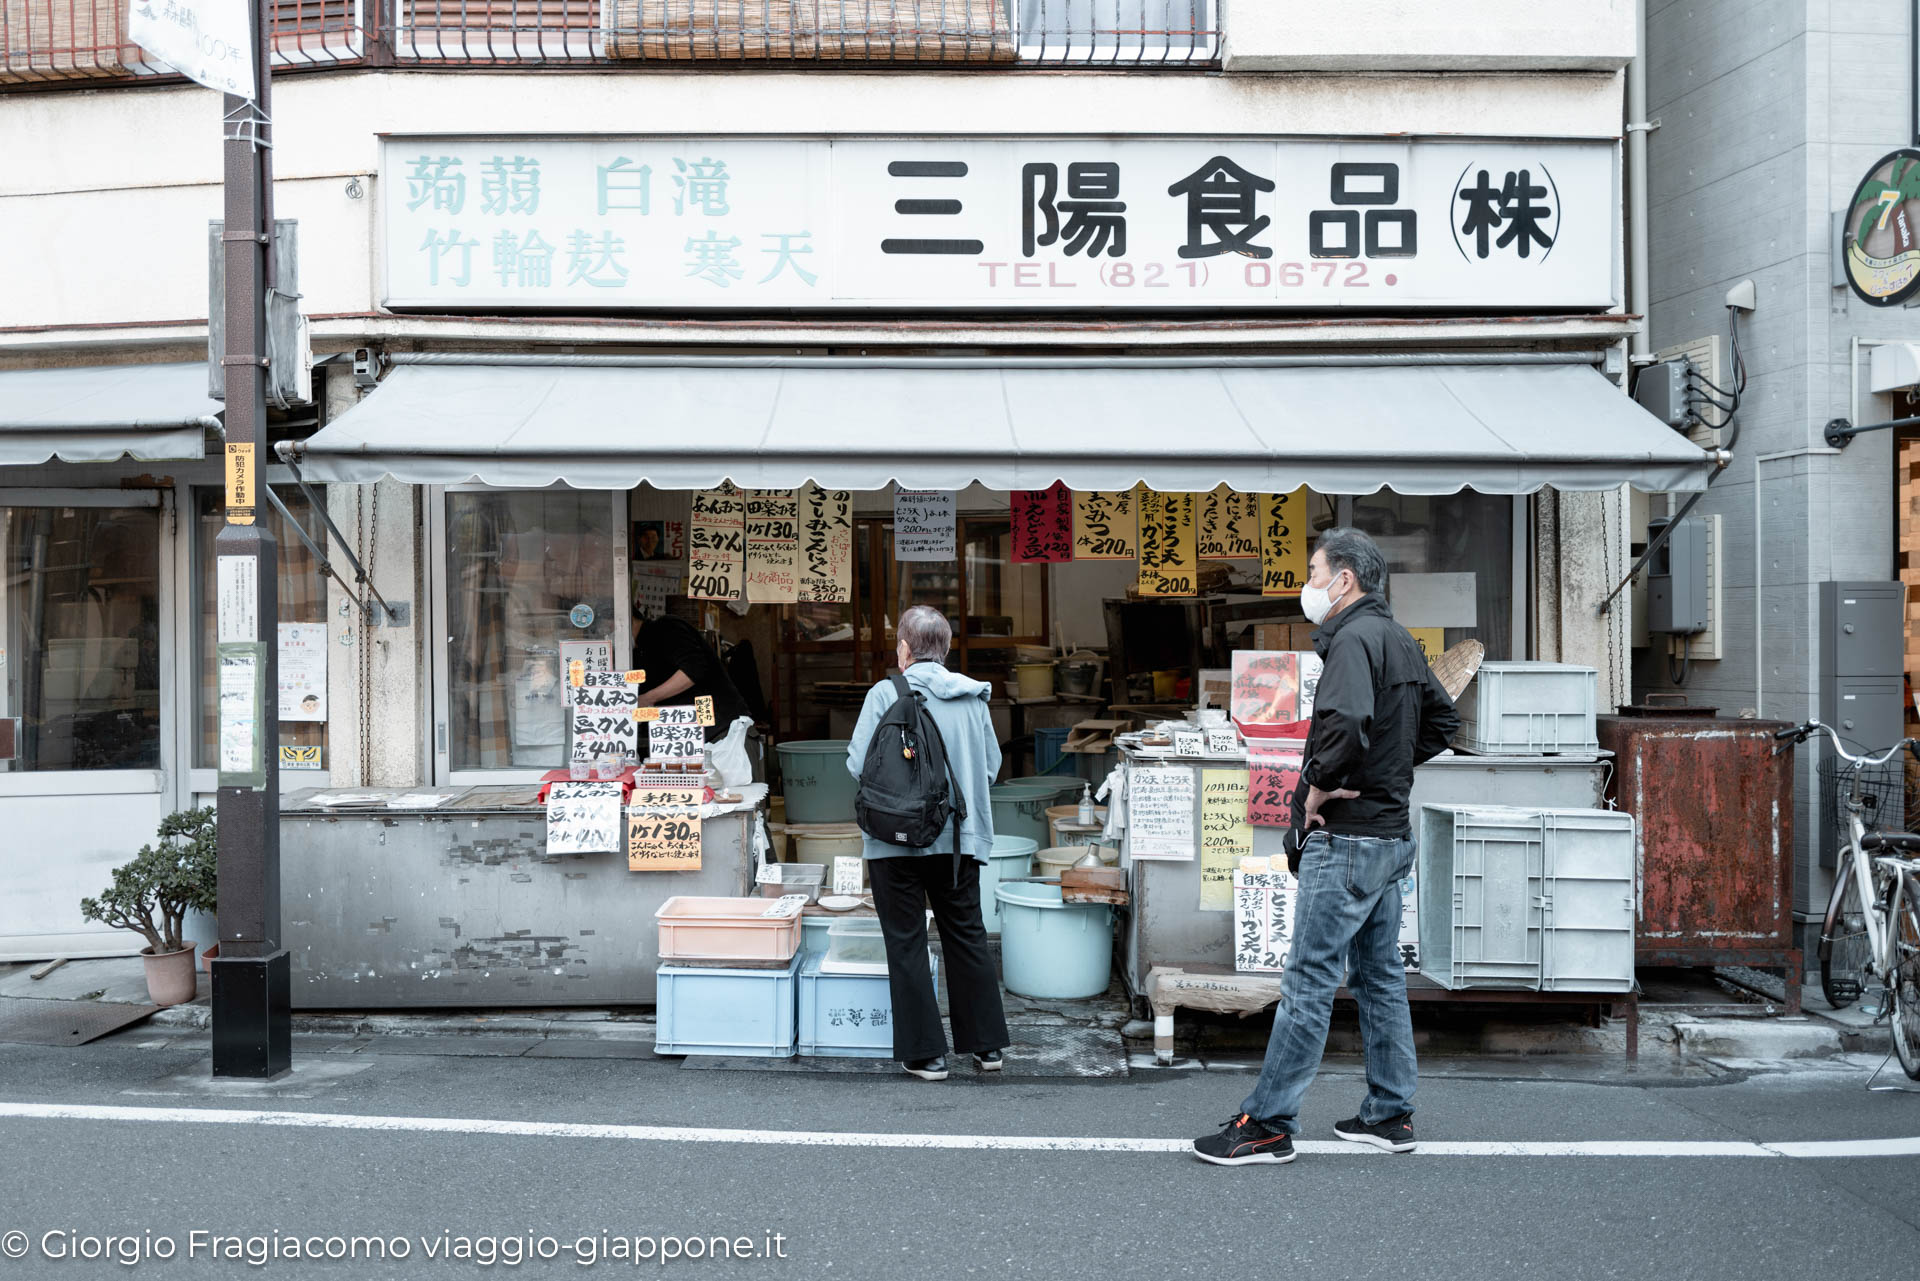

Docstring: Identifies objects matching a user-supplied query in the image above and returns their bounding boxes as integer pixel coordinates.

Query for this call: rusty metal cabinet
[1596,711,1802,1008]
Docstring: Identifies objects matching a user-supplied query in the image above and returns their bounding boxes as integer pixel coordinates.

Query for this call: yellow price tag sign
[622,669,647,684]
[632,706,662,722]
[694,695,716,727]
[568,659,586,688]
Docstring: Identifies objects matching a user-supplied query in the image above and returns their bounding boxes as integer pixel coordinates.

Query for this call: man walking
[1194,528,1459,1166]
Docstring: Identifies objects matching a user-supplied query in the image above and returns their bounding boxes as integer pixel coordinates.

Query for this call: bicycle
[1774,721,1920,1079]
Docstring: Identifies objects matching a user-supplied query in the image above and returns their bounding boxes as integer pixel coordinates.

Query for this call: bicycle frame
[1813,723,1919,984]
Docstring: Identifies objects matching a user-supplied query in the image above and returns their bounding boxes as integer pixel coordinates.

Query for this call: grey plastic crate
[1452,662,1600,756]
[1417,804,1635,993]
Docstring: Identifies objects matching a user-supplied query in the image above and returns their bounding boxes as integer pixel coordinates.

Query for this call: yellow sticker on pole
[224,442,256,525]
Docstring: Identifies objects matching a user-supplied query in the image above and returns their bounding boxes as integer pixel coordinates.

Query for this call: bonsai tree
[80,807,218,956]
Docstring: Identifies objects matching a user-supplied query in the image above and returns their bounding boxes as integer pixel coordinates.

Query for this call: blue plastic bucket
[994,882,1113,1000]
[990,783,1056,848]
[1033,727,1075,775]
[1005,775,1082,808]
[776,739,856,824]
[980,835,1041,935]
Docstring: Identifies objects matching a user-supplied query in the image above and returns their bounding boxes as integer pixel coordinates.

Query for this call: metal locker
[1819,581,1904,678]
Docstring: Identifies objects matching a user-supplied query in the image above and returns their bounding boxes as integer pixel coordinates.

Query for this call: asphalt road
[0,1032,1915,1281]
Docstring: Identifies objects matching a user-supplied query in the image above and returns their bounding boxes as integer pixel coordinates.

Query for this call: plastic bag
[709,716,755,788]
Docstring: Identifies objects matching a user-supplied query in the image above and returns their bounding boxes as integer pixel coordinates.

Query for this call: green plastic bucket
[1005,775,1083,808]
[776,739,857,824]
[990,783,1056,848]
[995,882,1113,1000]
[981,835,1040,935]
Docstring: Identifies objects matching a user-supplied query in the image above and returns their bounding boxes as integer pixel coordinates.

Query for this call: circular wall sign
[569,603,595,629]
[1843,148,1920,306]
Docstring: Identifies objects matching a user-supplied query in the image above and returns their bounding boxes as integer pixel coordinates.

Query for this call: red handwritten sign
[1247,744,1303,828]
[1011,483,1074,563]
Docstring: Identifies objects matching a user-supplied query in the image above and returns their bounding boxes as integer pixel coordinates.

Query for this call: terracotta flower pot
[142,945,198,1007]
[198,942,220,973]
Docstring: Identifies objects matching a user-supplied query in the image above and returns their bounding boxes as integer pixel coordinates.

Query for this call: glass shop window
[1351,491,1516,660]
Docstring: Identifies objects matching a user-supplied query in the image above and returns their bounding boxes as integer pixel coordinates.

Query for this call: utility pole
[211,0,288,1079]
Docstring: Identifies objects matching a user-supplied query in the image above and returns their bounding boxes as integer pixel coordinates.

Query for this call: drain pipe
[1626,0,1654,361]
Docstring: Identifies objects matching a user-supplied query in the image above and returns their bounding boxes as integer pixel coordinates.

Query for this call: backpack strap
[895,672,969,881]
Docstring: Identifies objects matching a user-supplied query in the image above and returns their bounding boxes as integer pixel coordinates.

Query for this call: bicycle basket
[1818,755,1910,837]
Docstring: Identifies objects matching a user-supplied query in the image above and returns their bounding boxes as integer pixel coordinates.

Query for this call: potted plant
[79,807,218,1007]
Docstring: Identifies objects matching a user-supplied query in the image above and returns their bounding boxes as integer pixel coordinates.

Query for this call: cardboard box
[1289,623,1318,651]
[1253,624,1288,652]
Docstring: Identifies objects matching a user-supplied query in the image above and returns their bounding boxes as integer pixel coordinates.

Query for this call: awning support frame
[265,457,401,624]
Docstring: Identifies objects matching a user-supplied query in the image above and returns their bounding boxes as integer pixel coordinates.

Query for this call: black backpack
[854,673,968,854]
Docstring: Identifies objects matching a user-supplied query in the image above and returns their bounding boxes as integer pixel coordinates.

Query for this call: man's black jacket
[1287,593,1461,841]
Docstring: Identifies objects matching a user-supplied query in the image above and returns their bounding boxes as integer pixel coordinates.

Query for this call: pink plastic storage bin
[655,896,805,967]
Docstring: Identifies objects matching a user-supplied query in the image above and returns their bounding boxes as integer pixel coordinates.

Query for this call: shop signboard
[1843,148,1920,306]
[383,137,1615,311]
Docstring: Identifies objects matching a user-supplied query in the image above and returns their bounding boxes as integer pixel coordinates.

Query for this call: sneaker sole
[1192,1148,1297,1167]
[903,1067,949,1081]
[976,1060,1003,1072]
[1334,1129,1416,1153]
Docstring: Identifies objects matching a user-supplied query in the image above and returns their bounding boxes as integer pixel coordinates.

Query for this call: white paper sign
[571,671,639,764]
[559,640,613,707]
[217,649,258,774]
[1397,870,1420,971]
[893,489,957,561]
[1173,731,1205,758]
[216,555,257,644]
[833,856,865,895]
[760,894,807,919]
[129,0,256,99]
[1298,652,1325,721]
[1234,868,1297,973]
[1204,725,1240,756]
[277,622,327,721]
[1128,766,1197,861]
[648,705,705,762]
[546,781,624,855]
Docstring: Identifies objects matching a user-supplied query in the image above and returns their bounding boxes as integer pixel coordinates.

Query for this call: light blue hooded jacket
[845,661,1001,864]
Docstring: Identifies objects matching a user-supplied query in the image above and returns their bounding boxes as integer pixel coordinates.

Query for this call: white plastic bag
[709,716,755,788]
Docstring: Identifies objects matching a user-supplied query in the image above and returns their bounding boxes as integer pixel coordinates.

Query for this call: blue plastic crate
[654,954,800,1057]
[797,949,937,1058]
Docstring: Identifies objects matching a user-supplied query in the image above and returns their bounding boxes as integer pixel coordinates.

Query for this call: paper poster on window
[571,671,640,764]
[547,781,624,855]
[648,705,705,763]
[1247,744,1304,828]
[628,802,703,872]
[1136,489,1197,597]
[894,489,957,561]
[800,483,854,603]
[1011,483,1073,563]
[745,489,801,603]
[276,622,328,721]
[1235,867,1297,973]
[631,561,681,620]
[217,646,261,780]
[1260,488,1310,596]
[216,555,258,644]
[1199,769,1254,911]
[1200,487,1260,560]
[1232,651,1300,725]
[1128,765,1196,860]
[1073,489,1136,560]
[688,486,746,601]
[558,640,613,707]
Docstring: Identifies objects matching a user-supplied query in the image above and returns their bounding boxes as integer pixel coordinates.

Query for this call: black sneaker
[1333,1113,1416,1153]
[903,1056,949,1081]
[1192,1114,1296,1166]
[974,1050,1004,1072]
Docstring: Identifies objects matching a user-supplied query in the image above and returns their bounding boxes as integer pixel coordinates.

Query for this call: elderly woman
[845,605,1009,1081]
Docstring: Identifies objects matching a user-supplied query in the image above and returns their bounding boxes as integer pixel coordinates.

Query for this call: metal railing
[0,0,368,85]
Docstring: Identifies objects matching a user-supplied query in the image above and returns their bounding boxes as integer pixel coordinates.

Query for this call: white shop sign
[382,137,1615,311]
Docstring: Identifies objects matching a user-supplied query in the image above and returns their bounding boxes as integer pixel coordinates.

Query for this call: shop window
[446,491,615,770]
[0,503,162,772]
[1351,491,1516,660]
[193,487,331,769]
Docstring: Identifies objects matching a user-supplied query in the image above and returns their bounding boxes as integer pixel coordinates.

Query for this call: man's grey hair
[1316,527,1388,596]
[898,605,954,663]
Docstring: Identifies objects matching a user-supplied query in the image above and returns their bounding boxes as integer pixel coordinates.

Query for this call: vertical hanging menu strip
[1073,488,1137,560]
[745,489,801,604]
[1136,489,1197,597]
[799,483,854,603]
[1011,483,1074,563]
[1200,487,1260,559]
[1260,488,1310,596]
[688,485,746,601]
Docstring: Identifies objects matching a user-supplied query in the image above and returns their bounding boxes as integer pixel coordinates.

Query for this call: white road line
[0,1102,1914,1159]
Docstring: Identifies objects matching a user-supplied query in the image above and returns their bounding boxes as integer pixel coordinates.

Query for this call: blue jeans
[1238,831,1418,1134]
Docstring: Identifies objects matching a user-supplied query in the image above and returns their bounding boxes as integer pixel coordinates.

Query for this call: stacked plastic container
[1452,662,1601,756]
[796,918,937,1058]
[653,898,806,1056]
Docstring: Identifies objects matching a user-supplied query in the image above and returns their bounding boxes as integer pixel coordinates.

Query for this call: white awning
[287,358,1716,494]
[0,363,221,464]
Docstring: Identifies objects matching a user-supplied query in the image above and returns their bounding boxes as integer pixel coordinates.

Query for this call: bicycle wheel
[1891,881,1920,1080]
[1820,868,1872,1010]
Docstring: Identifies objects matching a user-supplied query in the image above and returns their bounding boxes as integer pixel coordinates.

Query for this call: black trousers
[867,855,1010,1063]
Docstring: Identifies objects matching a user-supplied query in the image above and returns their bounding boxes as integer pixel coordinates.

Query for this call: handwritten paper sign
[894,489,957,561]
[1260,488,1310,596]
[559,640,613,707]
[627,803,702,872]
[746,488,801,604]
[689,485,746,601]
[1011,483,1074,563]
[1297,651,1325,719]
[1397,870,1420,970]
[1173,731,1205,758]
[1234,866,1297,973]
[648,705,705,763]
[833,856,865,895]
[1232,651,1301,725]
[1247,745,1304,828]
[1128,765,1196,860]
[547,781,624,854]
[760,894,807,919]
[1073,489,1136,560]
[1205,725,1240,756]
[277,622,328,721]
[1136,489,1197,597]
[800,483,854,603]
[1199,769,1254,911]
[571,671,640,764]
[1200,487,1260,559]
[694,695,716,726]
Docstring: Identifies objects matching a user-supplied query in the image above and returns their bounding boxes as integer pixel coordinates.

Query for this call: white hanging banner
[128,0,257,99]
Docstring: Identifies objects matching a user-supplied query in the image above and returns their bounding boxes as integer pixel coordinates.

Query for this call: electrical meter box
[1647,516,1708,635]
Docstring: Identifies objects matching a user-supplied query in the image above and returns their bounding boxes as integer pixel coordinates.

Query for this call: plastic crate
[797,949,938,1058]
[655,896,804,967]
[653,953,800,1057]
[1416,804,1635,993]
[1452,662,1600,756]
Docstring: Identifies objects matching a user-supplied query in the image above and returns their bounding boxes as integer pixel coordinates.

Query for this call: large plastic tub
[1416,804,1635,993]
[981,835,1039,934]
[654,953,800,1057]
[991,783,1056,848]
[655,896,804,967]
[776,739,857,823]
[797,949,938,1058]
[1453,662,1600,756]
[996,882,1113,999]
[1007,775,1082,807]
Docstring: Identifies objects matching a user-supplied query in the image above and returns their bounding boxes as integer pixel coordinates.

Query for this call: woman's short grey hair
[1316,527,1388,596]
[898,605,953,662]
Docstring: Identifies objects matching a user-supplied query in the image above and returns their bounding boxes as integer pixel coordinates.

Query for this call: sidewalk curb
[150,1004,658,1042]
[1671,1019,1846,1061]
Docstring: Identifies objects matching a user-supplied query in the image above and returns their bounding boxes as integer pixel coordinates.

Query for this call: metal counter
[1121,750,1613,997]
[282,789,753,1008]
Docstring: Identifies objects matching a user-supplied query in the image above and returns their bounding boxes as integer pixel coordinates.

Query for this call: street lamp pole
[211,0,289,1079]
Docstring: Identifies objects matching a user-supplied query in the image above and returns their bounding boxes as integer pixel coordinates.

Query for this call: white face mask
[1300,571,1347,625]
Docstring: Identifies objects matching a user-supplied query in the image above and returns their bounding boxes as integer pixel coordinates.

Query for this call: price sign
[1260,488,1310,597]
[1234,868,1297,973]
[1136,489,1197,597]
[760,894,807,919]
[627,806,703,872]
[833,856,865,895]
[1247,745,1304,828]
[755,861,783,885]
[1204,725,1240,756]
[1072,488,1136,560]
[1011,483,1073,563]
[1173,731,1205,757]
[648,705,705,762]
[1199,487,1260,559]
[547,781,624,855]
[694,694,716,726]
[1128,765,1196,860]
[571,671,639,765]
